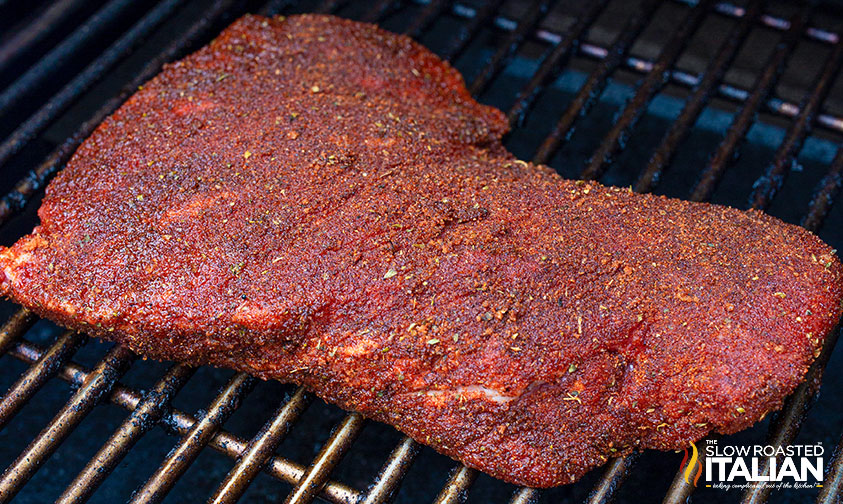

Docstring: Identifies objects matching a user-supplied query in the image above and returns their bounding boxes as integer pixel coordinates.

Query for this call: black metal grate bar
[0,308,36,357]
[315,0,344,14]
[283,412,365,504]
[687,0,837,43]
[55,363,196,504]
[0,344,135,502]
[0,0,187,170]
[817,433,843,503]
[444,0,843,136]
[359,436,420,504]
[748,37,843,210]
[207,386,313,504]
[580,0,713,181]
[468,0,554,97]
[7,337,360,504]
[0,331,85,431]
[531,0,661,165]
[575,43,843,137]
[130,372,256,504]
[689,7,808,203]
[404,0,448,39]
[439,0,507,63]
[259,0,298,16]
[0,0,139,117]
[446,0,838,53]
[508,486,539,504]
[0,0,241,229]
[802,147,843,232]
[662,434,717,504]
[362,0,398,23]
[585,454,639,504]
[451,0,840,48]
[432,465,477,504]
[0,0,90,74]
[505,0,608,127]
[635,0,762,193]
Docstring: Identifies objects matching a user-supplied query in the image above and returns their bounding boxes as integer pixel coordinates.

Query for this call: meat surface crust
[1,14,842,487]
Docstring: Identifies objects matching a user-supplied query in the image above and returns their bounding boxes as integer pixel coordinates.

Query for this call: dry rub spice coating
[1,14,842,487]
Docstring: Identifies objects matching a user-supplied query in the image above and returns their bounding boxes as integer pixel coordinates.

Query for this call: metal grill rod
[0,330,85,431]
[432,465,477,504]
[0,0,140,117]
[467,0,554,97]
[444,0,843,136]
[404,0,449,39]
[361,0,398,24]
[130,372,256,504]
[738,332,841,503]
[283,412,365,504]
[802,147,843,232]
[585,454,639,504]
[0,0,243,229]
[505,0,608,127]
[634,0,761,193]
[0,0,186,170]
[0,0,90,74]
[689,7,808,202]
[207,386,312,504]
[580,0,713,181]
[576,44,843,136]
[0,308,36,357]
[258,0,297,16]
[439,0,506,62]
[359,436,420,504]
[817,432,843,503]
[531,0,661,165]
[56,363,196,504]
[694,0,837,43]
[508,486,539,504]
[748,37,843,210]
[444,0,838,52]
[7,337,360,504]
[0,344,135,502]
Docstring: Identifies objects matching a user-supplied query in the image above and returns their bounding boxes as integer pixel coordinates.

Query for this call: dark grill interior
[1,0,842,502]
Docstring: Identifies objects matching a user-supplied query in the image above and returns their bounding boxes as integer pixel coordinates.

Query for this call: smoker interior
[0,0,842,502]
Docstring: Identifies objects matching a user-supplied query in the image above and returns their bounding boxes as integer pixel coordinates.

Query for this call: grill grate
[1,0,842,503]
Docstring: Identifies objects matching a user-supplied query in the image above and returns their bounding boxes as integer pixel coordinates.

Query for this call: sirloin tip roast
[1,14,841,487]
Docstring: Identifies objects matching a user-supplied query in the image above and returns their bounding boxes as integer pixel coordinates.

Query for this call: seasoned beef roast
[1,14,841,487]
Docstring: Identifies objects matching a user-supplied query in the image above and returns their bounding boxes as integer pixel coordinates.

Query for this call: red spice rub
[1,14,842,487]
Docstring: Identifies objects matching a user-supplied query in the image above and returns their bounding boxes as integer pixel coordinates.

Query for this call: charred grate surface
[0,0,842,503]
